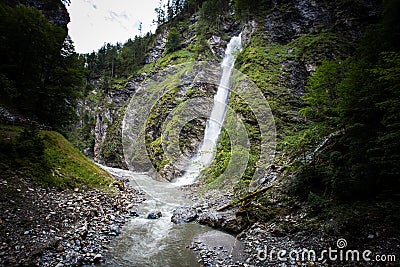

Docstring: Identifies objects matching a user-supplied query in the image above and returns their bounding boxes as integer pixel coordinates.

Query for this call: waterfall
[174,34,242,185]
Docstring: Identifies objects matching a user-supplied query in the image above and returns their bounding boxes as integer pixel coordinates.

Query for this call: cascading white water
[174,34,242,185]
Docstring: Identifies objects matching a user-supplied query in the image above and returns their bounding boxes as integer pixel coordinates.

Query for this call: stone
[93,253,102,263]
[198,209,224,228]
[108,225,121,235]
[208,35,228,58]
[171,207,198,224]
[130,208,140,217]
[147,210,162,220]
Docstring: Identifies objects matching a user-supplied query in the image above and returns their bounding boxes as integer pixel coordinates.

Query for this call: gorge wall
[81,0,380,180]
[4,0,69,27]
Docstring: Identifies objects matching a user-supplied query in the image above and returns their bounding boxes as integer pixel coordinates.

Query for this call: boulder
[208,35,227,58]
[171,207,198,224]
[147,210,162,219]
[198,209,224,228]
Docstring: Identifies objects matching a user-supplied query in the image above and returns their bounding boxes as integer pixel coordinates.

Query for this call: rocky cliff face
[92,75,145,169]
[84,28,171,169]
[264,0,379,44]
[258,0,380,94]
[82,0,380,176]
[84,13,240,171]
[5,0,69,28]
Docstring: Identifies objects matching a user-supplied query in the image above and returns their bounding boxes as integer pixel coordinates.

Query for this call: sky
[66,0,161,53]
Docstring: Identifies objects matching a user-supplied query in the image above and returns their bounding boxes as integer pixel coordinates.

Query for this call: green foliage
[99,107,125,164]
[166,27,183,52]
[0,3,84,131]
[145,87,180,171]
[235,29,308,148]
[290,29,354,62]
[200,91,263,193]
[85,33,154,81]
[234,0,271,20]
[158,49,194,68]
[0,127,49,180]
[292,2,400,200]
[199,0,229,33]
[307,192,329,212]
[43,130,114,189]
[301,60,344,125]
[192,0,230,59]
[0,125,113,190]
[154,0,188,25]
[201,129,232,186]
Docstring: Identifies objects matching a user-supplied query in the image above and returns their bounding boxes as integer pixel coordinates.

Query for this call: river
[99,166,209,266]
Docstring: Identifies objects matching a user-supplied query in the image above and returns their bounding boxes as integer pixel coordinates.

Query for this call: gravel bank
[0,172,144,266]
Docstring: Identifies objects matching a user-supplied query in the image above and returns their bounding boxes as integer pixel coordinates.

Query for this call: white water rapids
[174,34,242,185]
[98,165,208,266]
[100,165,243,266]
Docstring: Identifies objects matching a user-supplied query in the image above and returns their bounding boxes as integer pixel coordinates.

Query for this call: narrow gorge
[1,0,400,266]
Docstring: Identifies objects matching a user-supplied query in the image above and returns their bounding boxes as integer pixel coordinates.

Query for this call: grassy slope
[0,124,115,191]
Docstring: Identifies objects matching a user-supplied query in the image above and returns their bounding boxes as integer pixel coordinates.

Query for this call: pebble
[93,253,102,263]
[0,174,145,267]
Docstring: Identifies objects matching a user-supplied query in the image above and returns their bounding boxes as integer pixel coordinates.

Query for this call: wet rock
[220,212,247,234]
[147,210,162,220]
[65,252,83,266]
[208,35,228,58]
[108,225,121,235]
[171,207,198,224]
[130,208,140,217]
[368,234,374,239]
[198,209,224,228]
[191,230,244,266]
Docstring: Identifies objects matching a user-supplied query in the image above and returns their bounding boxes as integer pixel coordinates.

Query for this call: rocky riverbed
[2,168,399,267]
[0,171,144,266]
[175,183,400,267]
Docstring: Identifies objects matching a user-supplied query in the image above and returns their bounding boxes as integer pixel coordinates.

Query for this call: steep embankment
[0,124,114,190]
[0,123,143,266]
[78,4,241,169]
[0,1,145,265]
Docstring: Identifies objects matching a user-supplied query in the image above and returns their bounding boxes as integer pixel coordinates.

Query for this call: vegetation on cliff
[77,0,399,208]
[231,0,400,232]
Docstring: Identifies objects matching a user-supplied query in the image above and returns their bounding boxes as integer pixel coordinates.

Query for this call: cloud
[67,0,162,53]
